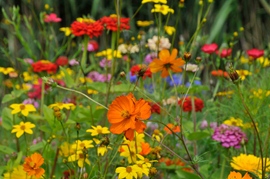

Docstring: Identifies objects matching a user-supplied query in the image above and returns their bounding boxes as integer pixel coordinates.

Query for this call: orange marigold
[227,171,252,179]
[149,48,185,78]
[107,93,151,140]
[164,123,180,134]
[23,152,45,178]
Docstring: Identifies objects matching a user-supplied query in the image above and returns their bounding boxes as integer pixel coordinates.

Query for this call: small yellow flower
[257,57,270,67]
[59,27,72,36]
[223,117,244,127]
[142,0,167,4]
[236,70,251,80]
[95,49,122,60]
[49,102,75,110]
[136,20,154,27]
[115,165,141,179]
[164,26,175,35]
[11,121,35,138]
[72,140,94,151]
[3,165,39,179]
[86,125,110,136]
[0,67,15,75]
[93,138,112,156]
[152,129,163,142]
[76,17,95,23]
[120,140,142,164]
[59,142,75,157]
[87,89,98,94]
[151,4,174,15]
[68,150,91,168]
[10,103,36,116]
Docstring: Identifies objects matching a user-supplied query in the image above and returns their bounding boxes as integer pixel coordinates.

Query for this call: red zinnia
[99,15,130,31]
[55,56,69,66]
[31,60,58,74]
[44,13,61,23]
[201,43,218,54]
[246,48,264,59]
[130,64,152,79]
[211,70,229,78]
[70,20,103,38]
[178,96,204,112]
[217,48,232,58]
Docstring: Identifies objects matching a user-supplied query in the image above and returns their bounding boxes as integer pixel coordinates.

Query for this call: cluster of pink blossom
[212,124,247,149]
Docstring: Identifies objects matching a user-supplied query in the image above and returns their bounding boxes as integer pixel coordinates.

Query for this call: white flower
[147,36,171,51]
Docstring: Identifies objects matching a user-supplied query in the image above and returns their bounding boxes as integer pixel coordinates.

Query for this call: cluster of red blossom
[201,43,264,59]
[178,96,204,112]
[70,16,130,38]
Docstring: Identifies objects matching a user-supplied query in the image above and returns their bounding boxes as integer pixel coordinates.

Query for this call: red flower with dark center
[31,60,58,74]
[99,16,130,31]
[246,48,264,59]
[130,65,152,79]
[70,20,103,38]
[55,56,69,66]
[178,96,204,112]
[201,43,218,54]
[217,48,232,58]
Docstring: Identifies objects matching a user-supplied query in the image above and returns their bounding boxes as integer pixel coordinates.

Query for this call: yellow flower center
[29,161,35,168]
[121,110,131,119]
[20,104,26,110]
[20,125,26,130]
[97,128,102,134]
[153,129,160,135]
[80,143,85,148]
[79,153,85,159]
[126,166,132,173]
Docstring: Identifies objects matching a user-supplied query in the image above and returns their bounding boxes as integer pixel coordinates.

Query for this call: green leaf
[43,105,54,128]
[2,89,26,103]
[29,141,46,152]
[110,83,132,93]
[0,145,15,154]
[1,107,13,130]
[187,132,210,141]
[14,151,23,166]
[60,66,75,88]
[87,82,107,93]
[175,169,201,179]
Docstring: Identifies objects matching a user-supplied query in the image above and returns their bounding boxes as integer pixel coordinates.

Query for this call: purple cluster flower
[212,124,247,149]
[87,71,111,82]
[99,58,112,68]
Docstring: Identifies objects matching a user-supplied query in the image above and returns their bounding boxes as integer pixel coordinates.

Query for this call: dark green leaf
[187,132,210,141]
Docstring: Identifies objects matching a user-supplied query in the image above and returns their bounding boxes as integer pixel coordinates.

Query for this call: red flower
[31,60,58,74]
[246,48,264,59]
[88,40,99,51]
[99,15,130,31]
[55,56,69,66]
[201,43,218,54]
[70,20,103,38]
[217,48,232,58]
[211,70,229,78]
[178,96,204,112]
[130,64,152,79]
[44,13,61,23]
[150,103,161,114]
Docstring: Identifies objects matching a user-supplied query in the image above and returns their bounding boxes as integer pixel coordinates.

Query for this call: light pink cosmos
[44,13,62,23]
[201,43,218,54]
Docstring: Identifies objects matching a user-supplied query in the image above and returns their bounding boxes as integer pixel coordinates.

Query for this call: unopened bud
[75,123,81,131]
[120,71,126,78]
[184,52,191,61]
[195,57,202,63]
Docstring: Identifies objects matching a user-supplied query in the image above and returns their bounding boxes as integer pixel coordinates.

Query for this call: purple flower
[212,124,247,149]
[210,122,218,129]
[23,98,39,108]
[24,58,34,64]
[69,59,79,66]
[99,58,112,68]
[144,52,157,64]
[200,119,208,130]
[87,71,111,82]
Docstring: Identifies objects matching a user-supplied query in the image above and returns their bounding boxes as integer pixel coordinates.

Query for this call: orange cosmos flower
[164,123,180,134]
[23,152,45,178]
[149,48,185,78]
[227,171,252,179]
[107,93,151,140]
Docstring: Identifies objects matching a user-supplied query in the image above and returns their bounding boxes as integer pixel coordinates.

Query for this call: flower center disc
[121,110,131,119]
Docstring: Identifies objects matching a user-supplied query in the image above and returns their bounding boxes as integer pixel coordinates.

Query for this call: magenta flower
[212,124,247,149]
[201,43,218,54]
[246,48,264,59]
[217,48,232,58]
[44,13,62,23]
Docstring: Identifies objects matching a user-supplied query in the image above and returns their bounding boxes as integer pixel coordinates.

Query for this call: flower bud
[183,52,191,61]
[195,57,202,64]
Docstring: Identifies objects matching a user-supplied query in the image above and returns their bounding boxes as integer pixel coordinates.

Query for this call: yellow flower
[86,125,110,136]
[257,57,270,67]
[151,4,174,15]
[120,140,142,164]
[223,117,244,127]
[136,20,154,27]
[59,142,75,157]
[164,26,175,35]
[142,0,167,4]
[68,150,91,168]
[240,56,249,64]
[236,70,251,80]
[3,165,39,179]
[115,165,141,179]
[10,103,36,116]
[95,49,122,60]
[93,138,112,156]
[49,102,75,110]
[227,171,252,179]
[230,153,262,177]
[72,140,94,151]
[76,17,95,23]
[152,129,163,142]
[11,121,35,138]
[87,89,98,94]
[59,27,72,36]
[0,67,15,75]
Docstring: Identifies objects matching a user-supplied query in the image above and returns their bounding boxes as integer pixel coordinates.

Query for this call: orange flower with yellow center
[107,93,151,140]
[149,48,185,78]
[23,153,45,178]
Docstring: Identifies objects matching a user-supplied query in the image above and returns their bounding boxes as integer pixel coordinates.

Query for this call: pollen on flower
[121,110,131,119]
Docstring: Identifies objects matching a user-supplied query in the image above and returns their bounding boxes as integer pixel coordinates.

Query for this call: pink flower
[44,13,62,23]
[217,48,232,58]
[201,43,218,54]
[246,48,264,59]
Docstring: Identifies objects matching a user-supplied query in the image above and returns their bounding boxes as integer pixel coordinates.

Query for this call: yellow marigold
[223,117,244,127]
[0,67,15,75]
[151,4,174,15]
[142,0,167,4]
[137,20,154,27]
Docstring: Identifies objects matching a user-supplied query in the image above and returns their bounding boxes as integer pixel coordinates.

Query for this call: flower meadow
[1,0,270,179]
